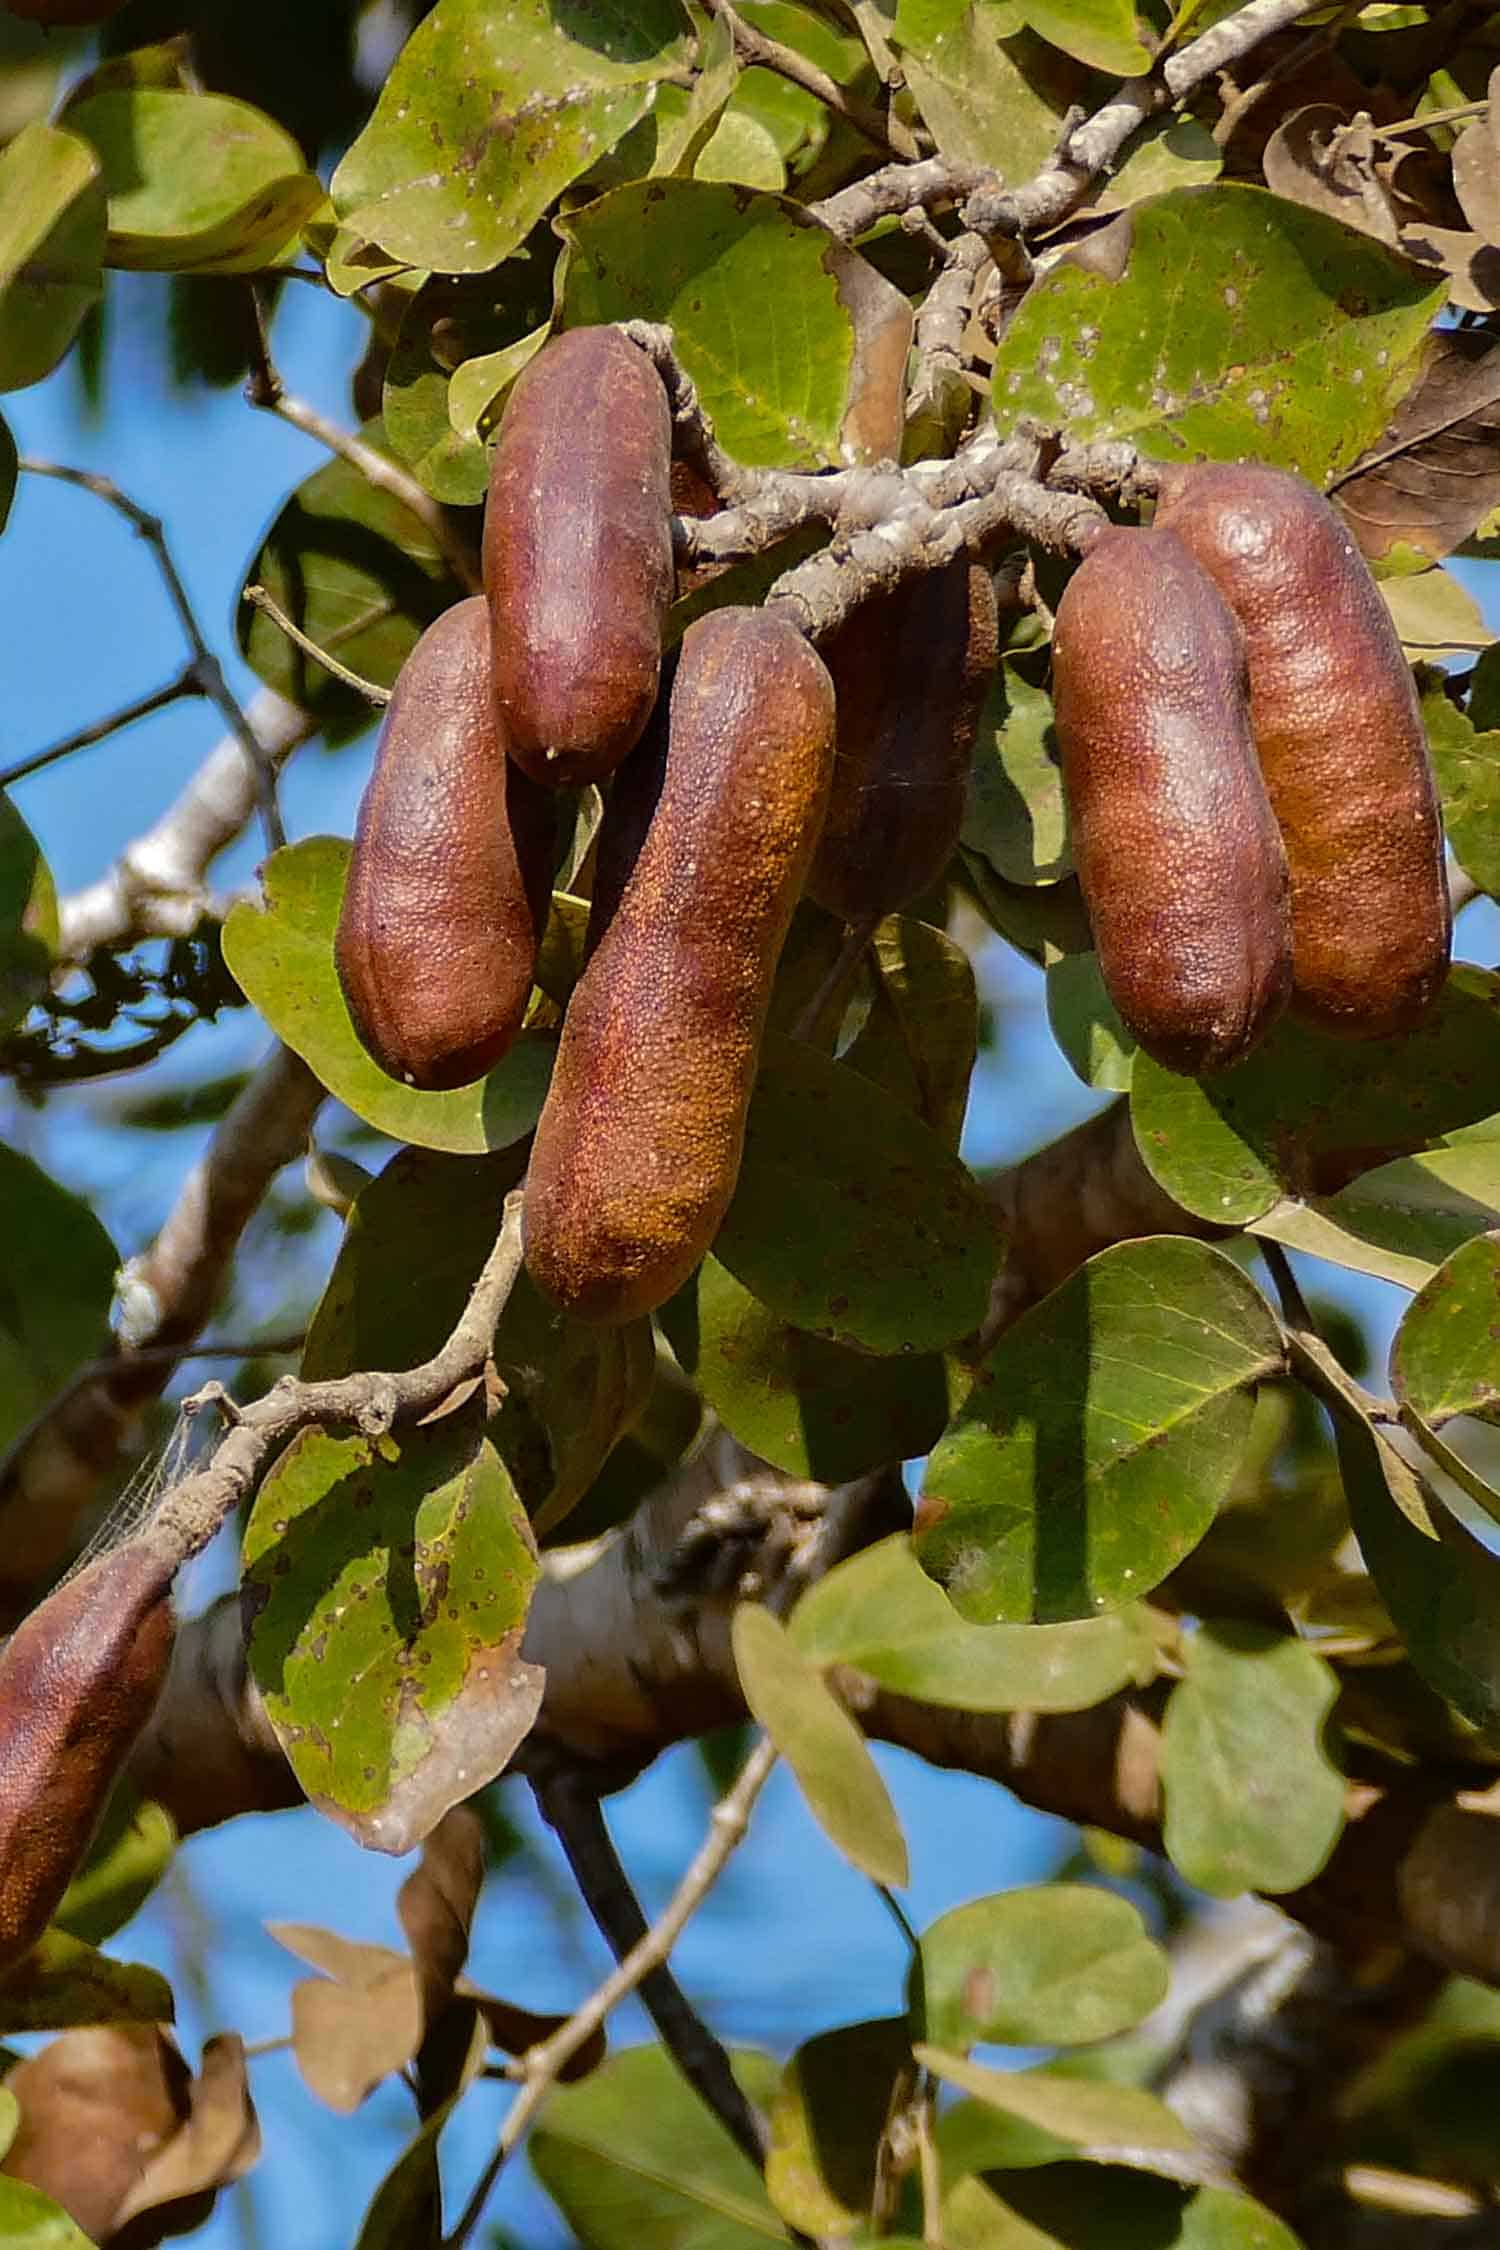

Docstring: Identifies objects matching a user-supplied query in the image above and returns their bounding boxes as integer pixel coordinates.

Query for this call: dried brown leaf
[289,1953,424,2114]
[1336,328,1500,564]
[1398,221,1500,311]
[459,1983,606,2082]
[1452,113,1500,246]
[113,2033,260,2237]
[0,2024,186,2244]
[1263,106,1408,247]
[397,1807,483,2027]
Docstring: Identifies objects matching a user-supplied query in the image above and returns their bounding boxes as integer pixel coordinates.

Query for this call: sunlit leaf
[918,1888,1168,2049]
[0,122,103,390]
[67,90,320,272]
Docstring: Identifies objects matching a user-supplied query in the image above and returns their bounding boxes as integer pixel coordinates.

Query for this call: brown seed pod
[1153,462,1451,1037]
[808,561,999,924]
[335,597,554,1092]
[525,606,836,1322]
[0,1544,175,1971]
[1051,525,1293,1075]
[483,326,674,788]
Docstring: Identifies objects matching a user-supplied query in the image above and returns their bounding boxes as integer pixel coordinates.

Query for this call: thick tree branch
[56,687,315,961]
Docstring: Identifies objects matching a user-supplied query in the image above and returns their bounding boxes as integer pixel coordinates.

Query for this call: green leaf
[961,2164,1307,2248]
[221,838,554,1155]
[1251,1133,1500,1292]
[917,2048,1193,2151]
[243,1413,543,1853]
[1046,953,1137,1091]
[332,0,692,274]
[301,1143,652,1536]
[918,1889,1168,2049]
[1383,568,1494,660]
[894,4,1086,182]
[840,916,979,1150]
[354,2094,460,2250]
[1131,968,1500,1227]
[695,109,787,189]
[667,1258,954,1482]
[1161,1621,1345,1897]
[1390,1231,1500,1426]
[715,1034,997,1354]
[236,424,460,736]
[67,90,321,272]
[446,321,549,457]
[916,1239,1283,1623]
[963,662,1070,889]
[766,2018,912,2235]
[560,179,913,467]
[531,2044,786,2249]
[990,185,1445,483]
[0,122,103,391]
[0,1930,173,2033]
[790,1535,1158,1713]
[732,1605,909,1886]
[1093,118,1222,210]
[54,1792,175,1949]
[0,1144,116,1458]
[1022,0,1149,76]
[1335,1408,1500,1732]
[652,9,739,175]
[0,2179,96,2249]
[0,2086,16,2162]
[1423,680,1500,895]
[0,792,57,1035]
[383,272,546,506]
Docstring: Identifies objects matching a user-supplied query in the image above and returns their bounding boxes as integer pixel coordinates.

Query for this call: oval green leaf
[715,1034,998,1355]
[0,2179,96,2249]
[332,0,692,274]
[916,1238,1283,1623]
[67,89,320,272]
[917,1887,1169,2050]
[1390,1230,1500,1427]
[560,178,912,467]
[243,1414,543,1852]
[1161,1620,1345,1898]
[668,1258,953,1482]
[1131,967,1500,1227]
[0,122,103,391]
[0,1144,116,1458]
[841,916,979,1151]
[962,661,1071,890]
[919,2047,1193,2158]
[732,1604,909,1888]
[766,2017,913,2236]
[531,2044,785,2250]
[791,1535,1158,1714]
[0,792,57,1036]
[990,184,1444,483]
[236,424,461,737]
[221,838,553,1154]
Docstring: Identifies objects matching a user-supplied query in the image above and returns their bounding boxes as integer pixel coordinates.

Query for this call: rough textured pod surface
[1052,526,1293,1075]
[1153,461,1451,1037]
[335,597,553,1092]
[0,1543,175,1970]
[525,606,836,1322]
[484,326,674,787]
[808,561,999,923]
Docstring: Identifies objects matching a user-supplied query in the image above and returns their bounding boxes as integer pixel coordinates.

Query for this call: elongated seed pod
[0,1544,175,1970]
[1153,462,1451,1037]
[1052,526,1293,1075]
[335,597,553,1092]
[525,606,837,1322]
[484,327,674,787]
[808,562,999,923]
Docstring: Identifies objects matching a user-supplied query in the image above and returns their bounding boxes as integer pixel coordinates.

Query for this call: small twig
[243,286,481,595]
[19,459,286,852]
[698,0,899,156]
[0,673,200,791]
[618,321,757,502]
[790,914,879,1043]
[443,1735,779,2250]
[529,1763,770,2169]
[811,155,991,243]
[241,585,391,707]
[133,1191,526,1575]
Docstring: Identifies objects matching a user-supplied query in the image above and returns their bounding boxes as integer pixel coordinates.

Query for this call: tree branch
[56,686,316,961]
[0,674,201,793]
[698,0,900,158]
